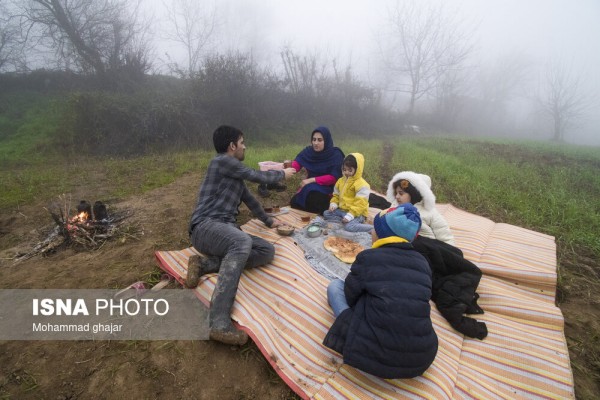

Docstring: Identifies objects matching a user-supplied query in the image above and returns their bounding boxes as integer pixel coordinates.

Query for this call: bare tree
[537,62,595,142]
[17,0,152,79]
[432,66,470,129]
[280,47,328,96]
[379,1,475,115]
[0,2,26,71]
[162,0,218,77]
[478,53,532,109]
[460,52,533,134]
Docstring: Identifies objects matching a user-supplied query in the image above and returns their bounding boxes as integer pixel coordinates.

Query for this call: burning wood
[13,194,138,264]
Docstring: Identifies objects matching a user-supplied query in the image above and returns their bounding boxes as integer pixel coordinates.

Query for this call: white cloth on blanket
[292,222,372,280]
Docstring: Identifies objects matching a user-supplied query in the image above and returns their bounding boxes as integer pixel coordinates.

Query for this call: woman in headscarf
[289,126,345,214]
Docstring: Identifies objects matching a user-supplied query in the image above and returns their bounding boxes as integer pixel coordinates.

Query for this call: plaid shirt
[189,154,284,233]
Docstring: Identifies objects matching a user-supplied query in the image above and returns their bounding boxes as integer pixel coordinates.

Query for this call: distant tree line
[0,1,405,155]
[0,52,399,156]
[1,0,594,145]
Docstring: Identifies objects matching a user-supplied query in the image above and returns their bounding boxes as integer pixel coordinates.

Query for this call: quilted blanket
[155,205,574,399]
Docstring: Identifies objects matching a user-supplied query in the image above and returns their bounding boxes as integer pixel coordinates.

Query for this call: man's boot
[185,254,221,288]
[266,182,287,192]
[258,183,270,197]
[208,259,248,345]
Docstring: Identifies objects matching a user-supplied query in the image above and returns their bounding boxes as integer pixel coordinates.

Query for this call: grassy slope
[3,121,599,271]
[384,137,600,261]
[0,92,213,208]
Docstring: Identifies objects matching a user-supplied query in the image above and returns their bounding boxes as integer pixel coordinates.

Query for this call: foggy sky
[154,0,600,72]
[147,0,600,145]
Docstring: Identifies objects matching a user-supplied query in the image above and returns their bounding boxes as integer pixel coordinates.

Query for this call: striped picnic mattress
[155,204,574,399]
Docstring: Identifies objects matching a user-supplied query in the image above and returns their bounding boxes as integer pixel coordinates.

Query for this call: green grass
[1,93,597,271]
[0,90,218,208]
[241,134,600,264]
[243,142,300,169]
[0,150,212,209]
[0,92,65,164]
[3,133,598,264]
[373,136,600,262]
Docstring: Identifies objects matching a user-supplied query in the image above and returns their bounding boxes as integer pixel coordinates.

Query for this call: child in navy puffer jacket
[323,203,438,379]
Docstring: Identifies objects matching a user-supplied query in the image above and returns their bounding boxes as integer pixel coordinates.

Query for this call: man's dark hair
[213,125,244,153]
[343,154,357,170]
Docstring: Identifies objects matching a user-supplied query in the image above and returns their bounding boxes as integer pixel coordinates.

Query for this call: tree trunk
[553,113,562,142]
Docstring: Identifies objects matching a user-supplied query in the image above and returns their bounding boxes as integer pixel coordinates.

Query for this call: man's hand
[329,203,338,212]
[270,219,284,228]
[283,168,296,179]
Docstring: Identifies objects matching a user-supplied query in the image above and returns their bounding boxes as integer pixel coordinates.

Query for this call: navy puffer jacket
[323,242,438,379]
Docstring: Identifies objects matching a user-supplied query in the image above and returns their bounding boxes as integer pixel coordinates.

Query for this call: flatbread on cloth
[323,236,365,264]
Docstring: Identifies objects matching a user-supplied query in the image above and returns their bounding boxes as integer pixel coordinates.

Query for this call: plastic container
[306,224,322,238]
[258,161,284,171]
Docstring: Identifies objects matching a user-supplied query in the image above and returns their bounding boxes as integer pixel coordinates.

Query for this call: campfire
[63,200,109,232]
[13,194,137,263]
[60,200,110,239]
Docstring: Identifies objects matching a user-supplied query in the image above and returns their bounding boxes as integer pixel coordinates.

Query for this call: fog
[143,0,599,146]
[3,0,599,146]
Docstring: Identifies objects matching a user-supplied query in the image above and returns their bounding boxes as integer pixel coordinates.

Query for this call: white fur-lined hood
[386,171,436,211]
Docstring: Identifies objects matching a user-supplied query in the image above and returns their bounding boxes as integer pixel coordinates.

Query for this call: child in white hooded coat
[386,171,454,245]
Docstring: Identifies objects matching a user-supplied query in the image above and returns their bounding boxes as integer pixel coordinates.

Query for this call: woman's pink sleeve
[291,160,301,172]
[315,175,337,186]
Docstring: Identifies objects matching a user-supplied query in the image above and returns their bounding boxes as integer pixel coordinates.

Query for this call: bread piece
[323,236,364,264]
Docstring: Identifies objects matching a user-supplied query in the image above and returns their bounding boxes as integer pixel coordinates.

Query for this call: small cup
[301,216,311,223]
[264,207,273,213]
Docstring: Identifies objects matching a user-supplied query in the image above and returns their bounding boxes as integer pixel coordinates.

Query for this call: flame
[70,212,89,224]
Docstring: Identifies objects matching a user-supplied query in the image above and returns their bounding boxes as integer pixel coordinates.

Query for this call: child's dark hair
[343,154,357,169]
[213,125,244,153]
[392,178,422,204]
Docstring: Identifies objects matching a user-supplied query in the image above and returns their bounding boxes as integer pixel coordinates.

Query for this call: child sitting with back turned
[323,204,438,379]
[386,171,454,245]
[322,153,373,232]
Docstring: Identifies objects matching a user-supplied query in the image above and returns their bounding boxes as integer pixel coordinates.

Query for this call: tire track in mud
[377,142,393,191]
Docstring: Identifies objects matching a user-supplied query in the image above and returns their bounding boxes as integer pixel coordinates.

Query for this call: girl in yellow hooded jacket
[323,153,373,232]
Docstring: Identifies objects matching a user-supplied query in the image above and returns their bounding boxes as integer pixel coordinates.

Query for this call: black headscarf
[293,126,345,208]
[295,126,344,178]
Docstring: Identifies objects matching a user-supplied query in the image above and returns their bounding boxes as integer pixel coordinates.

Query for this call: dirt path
[378,142,393,190]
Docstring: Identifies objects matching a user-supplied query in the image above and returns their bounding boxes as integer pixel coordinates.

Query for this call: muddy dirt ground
[0,171,598,399]
[0,173,298,399]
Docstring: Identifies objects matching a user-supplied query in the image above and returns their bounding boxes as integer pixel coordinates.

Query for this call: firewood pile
[13,194,139,264]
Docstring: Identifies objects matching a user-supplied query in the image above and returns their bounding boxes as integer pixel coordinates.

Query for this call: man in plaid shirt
[187,125,295,345]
